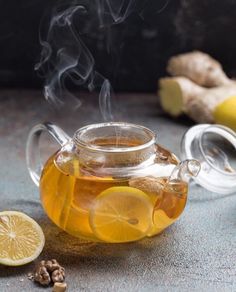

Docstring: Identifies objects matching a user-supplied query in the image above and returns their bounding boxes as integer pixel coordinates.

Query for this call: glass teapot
[26,122,200,243]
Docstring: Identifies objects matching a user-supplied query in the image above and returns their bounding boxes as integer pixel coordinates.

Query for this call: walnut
[34,266,51,286]
[52,267,65,283]
[32,259,65,286]
[44,259,61,272]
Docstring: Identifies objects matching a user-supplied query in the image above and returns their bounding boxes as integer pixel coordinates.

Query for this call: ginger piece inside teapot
[129,176,165,208]
[129,177,164,195]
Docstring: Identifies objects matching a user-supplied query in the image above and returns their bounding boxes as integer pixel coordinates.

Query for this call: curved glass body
[27,122,199,243]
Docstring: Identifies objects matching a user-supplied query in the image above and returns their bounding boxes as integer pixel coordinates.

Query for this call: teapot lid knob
[181,124,236,194]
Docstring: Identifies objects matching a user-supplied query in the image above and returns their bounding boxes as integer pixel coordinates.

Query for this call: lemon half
[89,186,153,243]
[0,211,45,266]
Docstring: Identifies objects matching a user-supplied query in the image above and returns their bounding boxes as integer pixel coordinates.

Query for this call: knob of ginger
[159,51,236,131]
[167,51,231,87]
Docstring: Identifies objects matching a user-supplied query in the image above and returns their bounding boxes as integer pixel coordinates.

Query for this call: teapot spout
[169,159,201,183]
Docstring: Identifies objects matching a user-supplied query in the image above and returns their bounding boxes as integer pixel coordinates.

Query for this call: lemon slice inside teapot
[89,186,153,243]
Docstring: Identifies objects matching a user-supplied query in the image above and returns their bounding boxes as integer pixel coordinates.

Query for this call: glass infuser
[26,122,200,243]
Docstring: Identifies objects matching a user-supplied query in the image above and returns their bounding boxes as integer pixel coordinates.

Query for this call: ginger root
[167,51,231,87]
[159,51,236,131]
[159,77,204,117]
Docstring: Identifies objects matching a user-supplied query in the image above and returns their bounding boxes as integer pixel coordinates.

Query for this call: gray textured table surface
[0,90,236,292]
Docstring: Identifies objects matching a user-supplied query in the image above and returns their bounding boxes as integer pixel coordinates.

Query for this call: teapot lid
[181,124,236,194]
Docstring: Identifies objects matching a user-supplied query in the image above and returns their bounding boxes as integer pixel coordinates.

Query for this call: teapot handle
[26,122,70,187]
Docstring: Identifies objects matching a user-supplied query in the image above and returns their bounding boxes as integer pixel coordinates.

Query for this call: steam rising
[36,5,95,110]
[36,0,169,120]
[96,0,137,25]
[35,1,137,120]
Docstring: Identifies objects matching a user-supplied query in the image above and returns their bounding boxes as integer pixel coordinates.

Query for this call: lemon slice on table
[89,186,153,243]
[0,211,45,266]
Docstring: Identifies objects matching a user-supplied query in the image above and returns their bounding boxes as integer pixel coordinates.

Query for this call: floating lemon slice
[153,209,175,229]
[147,209,175,236]
[89,186,153,243]
[0,211,45,266]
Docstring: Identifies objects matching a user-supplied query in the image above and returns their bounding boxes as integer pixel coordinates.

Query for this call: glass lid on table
[181,124,236,194]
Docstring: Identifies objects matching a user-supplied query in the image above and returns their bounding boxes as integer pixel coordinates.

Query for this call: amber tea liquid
[40,138,188,242]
